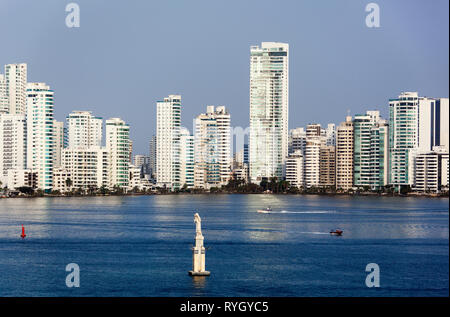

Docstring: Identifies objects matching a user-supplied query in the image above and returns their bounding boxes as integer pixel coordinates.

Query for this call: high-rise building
[0,74,8,114]
[289,127,307,155]
[417,97,449,152]
[249,42,289,183]
[5,63,27,115]
[319,145,336,187]
[156,95,181,190]
[389,93,449,190]
[53,120,66,168]
[26,82,54,192]
[322,123,336,147]
[106,118,130,189]
[353,111,389,190]
[60,146,109,191]
[180,128,194,189]
[149,135,157,179]
[66,111,103,148]
[389,92,420,188]
[0,114,27,185]
[194,106,231,189]
[285,150,304,189]
[336,116,354,191]
[304,124,321,188]
[134,154,149,168]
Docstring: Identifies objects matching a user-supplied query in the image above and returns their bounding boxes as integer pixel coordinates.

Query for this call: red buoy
[20,224,26,239]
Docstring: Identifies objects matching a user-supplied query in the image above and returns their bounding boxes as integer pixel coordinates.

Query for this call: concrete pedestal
[189,213,210,276]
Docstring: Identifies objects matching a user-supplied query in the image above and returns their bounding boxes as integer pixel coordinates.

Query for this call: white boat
[257,207,272,213]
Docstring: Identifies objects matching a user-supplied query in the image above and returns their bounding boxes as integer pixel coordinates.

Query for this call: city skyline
[0,0,448,154]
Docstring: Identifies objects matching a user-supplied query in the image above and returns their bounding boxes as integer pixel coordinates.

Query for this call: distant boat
[257,207,272,214]
[330,229,343,236]
[20,224,26,239]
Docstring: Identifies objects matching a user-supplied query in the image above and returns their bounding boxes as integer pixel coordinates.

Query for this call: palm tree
[65,178,73,189]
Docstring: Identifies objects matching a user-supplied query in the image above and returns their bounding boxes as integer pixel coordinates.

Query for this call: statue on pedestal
[189,212,210,276]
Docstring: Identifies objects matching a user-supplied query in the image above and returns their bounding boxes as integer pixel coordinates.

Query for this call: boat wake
[278,210,334,214]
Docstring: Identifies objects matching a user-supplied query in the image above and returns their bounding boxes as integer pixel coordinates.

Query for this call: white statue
[189,212,210,276]
[194,213,202,235]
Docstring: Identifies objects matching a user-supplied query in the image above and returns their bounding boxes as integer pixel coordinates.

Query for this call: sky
[0,0,448,154]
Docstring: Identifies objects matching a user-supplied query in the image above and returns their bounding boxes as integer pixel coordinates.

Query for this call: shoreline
[1,191,448,199]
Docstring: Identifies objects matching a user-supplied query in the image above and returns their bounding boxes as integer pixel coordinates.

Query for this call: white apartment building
[336,116,354,191]
[249,42,289,183]
[0,74,7,114]
[66,111,102,148]
[26,82,54,192]
[156,95,181,190]
[60,146,109,191]
[149,135,157,179]
[389,93,449,190]
[53,120,65,168]
[304,124,321,188]
[194,106,231,189]
[285,150,304,189]
[52,167,72,193]
[289,127,307,155]
[0,114,27,186]
[353,111,389,189]
[411,146,449,193]
[6,169,37,190]
[106,118,130,189]
[322,123,336,147]
[5,63,27,115]
[128,164,152,191]
[180,128,194,188]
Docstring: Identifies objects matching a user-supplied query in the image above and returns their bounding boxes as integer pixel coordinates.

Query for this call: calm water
[0,195,448,297]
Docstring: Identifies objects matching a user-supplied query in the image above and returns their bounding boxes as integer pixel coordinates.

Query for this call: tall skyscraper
[156,95,181,190]
[417,97,449,152]
[0,74,8,114]
[388,92,450,189]
[5,63,27,115]
[389,92,420,188]
[106,118,130,189]
[353,111,389,189]
[149,135,157,179]
[26,82,54,192]
[336,116,354,191]
[304,124,321,188]
[180,128,194,189]
[319,145,336,187]
[53,120,66,168]
[249,42,289,183]
[66,111,103,148]
[0,114,27,185]
[194,106,231,188]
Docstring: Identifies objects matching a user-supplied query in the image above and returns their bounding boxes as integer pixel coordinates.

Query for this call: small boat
[330,229,343,236]
[20,224,26,239]
[257,207,272,214]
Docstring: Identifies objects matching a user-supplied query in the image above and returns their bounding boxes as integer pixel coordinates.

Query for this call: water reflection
[191,276,207,290]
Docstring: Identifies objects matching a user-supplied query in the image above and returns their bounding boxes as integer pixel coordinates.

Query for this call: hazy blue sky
[1,0,448,154]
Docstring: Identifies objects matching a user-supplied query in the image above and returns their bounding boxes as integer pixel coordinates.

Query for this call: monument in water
[188,213,210,276]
